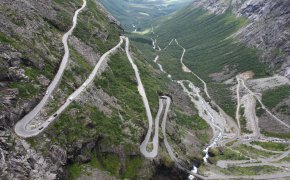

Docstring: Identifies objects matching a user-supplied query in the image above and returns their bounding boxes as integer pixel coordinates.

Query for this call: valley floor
[141,28,290,179]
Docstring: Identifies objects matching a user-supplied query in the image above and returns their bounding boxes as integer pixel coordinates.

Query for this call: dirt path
[239,77,290,129]
[241,94,261,137]
[235,78,242,129]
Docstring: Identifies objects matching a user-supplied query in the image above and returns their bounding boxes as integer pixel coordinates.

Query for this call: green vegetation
[121,156,143,178]
[262,85,290,108]
[68,163,85,180]
[95,50,169,121]
[95,52,147,118]
[262,131,290,139]
[52,103,123,144]
[9,82,40,98]
[63,147,143,179]
[234,144,275,159]
[53,0,121,51]
[100,154,121,176]
[131,6,273,118]
[0,31,11,43]
[175,110,208,130]
[251,141,288,151]
[256,103,265,117]
[198,132,210,143]
[213,148,249,161]
[130,35,159,64]
[239,107,252,134]
[23,67,40,80]
[73,0,120,53]
[277,105,290,115]
[89,154,143,179]
[159,44,203,85]
[154,7,270,81]
[222,166,281,176]
[68,153,121,180]
[208,83,236,118]
[131,6,272,118]
[69,47,92,80]
[52,0,82,31]
[53,0,81,6]
[280,155,290,163]
[234,144,276,158]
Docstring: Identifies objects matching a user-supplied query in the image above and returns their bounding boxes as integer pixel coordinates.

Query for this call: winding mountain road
[149,34,290,179]
[15,20,172,160]
[161,96,194,173]
[150,36,230,177]
[14,0,127,138]
[174,39,211,99]
[14,8,290,177]
[125,37,174,158]
[14,0,88,137]
[236,77,242,129]
[15,35,123,137]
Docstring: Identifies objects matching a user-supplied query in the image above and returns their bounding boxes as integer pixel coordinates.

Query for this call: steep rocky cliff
[192,0,290,77]
[0,0,210,179]
[0,0,121,178]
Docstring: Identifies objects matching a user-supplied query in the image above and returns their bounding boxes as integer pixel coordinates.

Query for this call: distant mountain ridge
[98,0,192,30]
[192,0,290,76]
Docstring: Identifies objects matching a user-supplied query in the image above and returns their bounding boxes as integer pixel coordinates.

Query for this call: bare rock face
[94,1,121,27]
[0,0,118,178]
[37,75,50,87]
[191,0,290,76]
[191,0,231,14]
[234,0,290,75]
[78,168,117,180]
[0,131,61,180]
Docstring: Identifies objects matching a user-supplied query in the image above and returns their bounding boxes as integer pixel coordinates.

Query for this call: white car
[82,83,87,88]
[69,97,74,101]
[188,175,195,180]
[48,117,53,123]
[46,91,49,95]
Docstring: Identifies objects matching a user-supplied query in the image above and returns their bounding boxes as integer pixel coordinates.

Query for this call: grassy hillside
[130,6,272,117]
[0,0,226,178]
[154,7,270,81]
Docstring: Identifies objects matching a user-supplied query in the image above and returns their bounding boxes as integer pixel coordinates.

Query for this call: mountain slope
[192,0,290,76]
[0,0,211,179]
[98,0,192,31]
[126,1,290,178]
[139,0,290,129]
[0,0,122,178]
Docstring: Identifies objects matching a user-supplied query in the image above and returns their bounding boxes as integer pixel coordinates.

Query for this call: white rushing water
[150,34,225,178]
